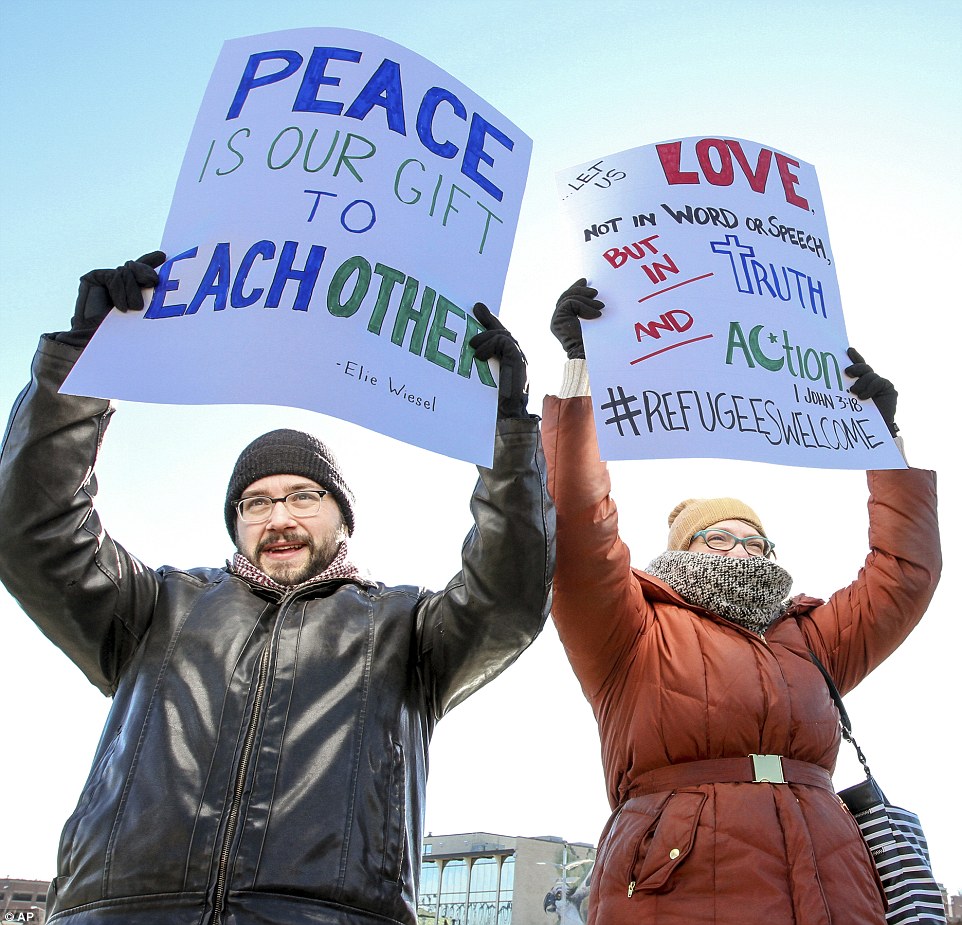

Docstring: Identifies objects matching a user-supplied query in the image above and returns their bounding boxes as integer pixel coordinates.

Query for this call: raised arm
[416,303,555,718]
[542,281,647,698]
[802,350,941,692]
[0,254,166,693]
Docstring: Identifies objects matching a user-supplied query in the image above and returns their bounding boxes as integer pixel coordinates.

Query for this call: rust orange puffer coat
[542,395,941,925]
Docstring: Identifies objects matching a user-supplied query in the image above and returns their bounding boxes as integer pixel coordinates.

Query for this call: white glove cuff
[559,359,591,398]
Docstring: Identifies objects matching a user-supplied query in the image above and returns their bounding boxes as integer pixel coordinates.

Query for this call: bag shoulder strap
[807,650,851,730]
[807,650,874,780]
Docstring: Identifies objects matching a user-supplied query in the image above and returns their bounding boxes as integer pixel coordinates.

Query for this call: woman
[541,281,941,925]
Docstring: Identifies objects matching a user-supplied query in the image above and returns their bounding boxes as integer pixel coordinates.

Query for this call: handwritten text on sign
[63,28,533,466]
[556,136,904,470]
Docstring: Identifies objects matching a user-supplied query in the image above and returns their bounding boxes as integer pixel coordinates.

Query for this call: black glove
[58,251,167,347]
[550,278,604,359]
[845,347,899,436]
[469,303,530,419]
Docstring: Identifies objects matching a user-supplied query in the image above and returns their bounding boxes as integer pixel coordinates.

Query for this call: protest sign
[62,28,532,465]
[556,137,905,469]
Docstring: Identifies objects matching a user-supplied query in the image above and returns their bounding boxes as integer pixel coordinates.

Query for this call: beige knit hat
[666,497,766,551]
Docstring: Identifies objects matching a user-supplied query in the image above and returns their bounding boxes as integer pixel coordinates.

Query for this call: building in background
[0,878,49,923]
[947,889,962,924]
[419,832,595,925]
[3,856,955,922]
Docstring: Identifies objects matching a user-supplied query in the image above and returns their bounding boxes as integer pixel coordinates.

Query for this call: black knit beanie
[224,429,356,542]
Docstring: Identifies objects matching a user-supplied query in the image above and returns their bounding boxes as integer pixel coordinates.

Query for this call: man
[0,253,555,925]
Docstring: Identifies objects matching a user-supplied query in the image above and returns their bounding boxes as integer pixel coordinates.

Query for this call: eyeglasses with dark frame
[690,529,775,559]
[235,489,329,524]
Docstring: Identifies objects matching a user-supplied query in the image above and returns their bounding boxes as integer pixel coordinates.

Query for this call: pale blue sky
[1,0,960,889]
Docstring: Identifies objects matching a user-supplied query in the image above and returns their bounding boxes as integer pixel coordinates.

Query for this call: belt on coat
[625,754,835,798]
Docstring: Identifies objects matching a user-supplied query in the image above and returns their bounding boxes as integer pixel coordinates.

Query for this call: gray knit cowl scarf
[645,550,794,635]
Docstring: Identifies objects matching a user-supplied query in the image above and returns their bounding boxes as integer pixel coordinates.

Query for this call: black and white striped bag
[838,776,945,924]
[810,653,945,924]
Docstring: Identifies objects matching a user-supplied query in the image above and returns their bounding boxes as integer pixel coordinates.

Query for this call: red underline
[637,272,714,302]
[629,334,714,365]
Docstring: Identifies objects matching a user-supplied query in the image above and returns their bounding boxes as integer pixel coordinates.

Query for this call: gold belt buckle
[750,754,786,783]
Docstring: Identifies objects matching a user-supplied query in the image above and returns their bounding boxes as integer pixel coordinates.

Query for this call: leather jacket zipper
[211,629,276,924]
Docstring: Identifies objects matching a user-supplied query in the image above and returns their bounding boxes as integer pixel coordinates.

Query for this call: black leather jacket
[0,337,555,925]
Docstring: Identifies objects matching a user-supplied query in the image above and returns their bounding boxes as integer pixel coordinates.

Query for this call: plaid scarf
[644,550,793,635]
[230,541,371,593]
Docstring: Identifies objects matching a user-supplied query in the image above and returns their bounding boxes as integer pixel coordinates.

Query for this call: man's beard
[250,528,343,587]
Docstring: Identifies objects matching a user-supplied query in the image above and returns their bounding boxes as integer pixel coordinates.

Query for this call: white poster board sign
[556,136,905,469]
[63,28,532,466]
